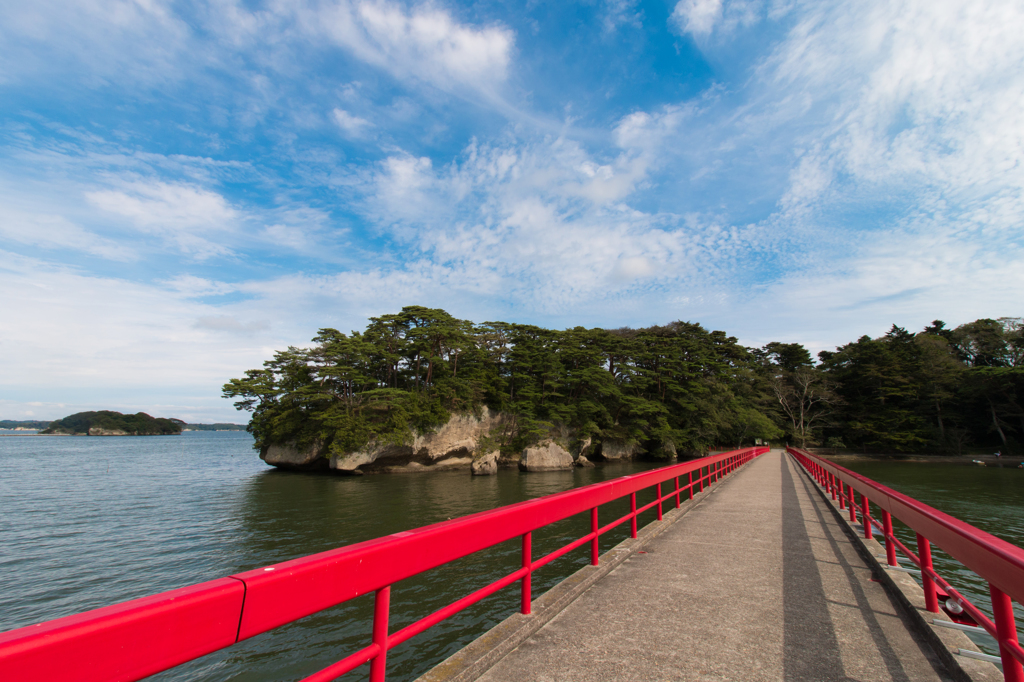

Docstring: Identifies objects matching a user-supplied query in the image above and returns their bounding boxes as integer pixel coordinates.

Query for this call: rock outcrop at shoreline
[519,441,574,471]
[258,408,653,475]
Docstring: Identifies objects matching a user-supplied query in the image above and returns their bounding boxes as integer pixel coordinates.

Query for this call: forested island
[223,307,1023,473]
[40,411,184,436]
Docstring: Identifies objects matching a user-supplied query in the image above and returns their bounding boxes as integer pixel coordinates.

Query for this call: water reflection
[159,459,663,681]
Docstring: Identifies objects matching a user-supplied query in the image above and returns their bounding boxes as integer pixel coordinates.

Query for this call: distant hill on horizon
[183,423,247,431]
[0,420,52,430]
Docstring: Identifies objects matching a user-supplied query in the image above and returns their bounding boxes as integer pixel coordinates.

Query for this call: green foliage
[223,306,781,459]
[224,308,1024,457]
[0,420,51,429]
[818,318,1024,454]
[40,411,182,435]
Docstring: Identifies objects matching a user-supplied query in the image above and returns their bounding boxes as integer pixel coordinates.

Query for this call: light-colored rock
[573,436,593,462]
[329,407,508,474]
[596,438,644,461]
[88,428,128,436]
[519,441,574,472]
[261,440,329,470]
[575,454,595,468]
[472,450,500,476]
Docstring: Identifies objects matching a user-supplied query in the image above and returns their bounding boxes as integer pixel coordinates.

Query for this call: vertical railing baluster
[830,473,837,500]
[590,507,599,566]
[521,532,532,615]
[630,492,638,538]
[674,476,680,508]
[848,487,856,523]
[989,584,1024,682]
[861,494,872,540]
[656,483,663,520]
[883,510,897,566]
[917,534,939,613]
[369,586,391,682]
[838,480,845,509]
[688,471,694,500]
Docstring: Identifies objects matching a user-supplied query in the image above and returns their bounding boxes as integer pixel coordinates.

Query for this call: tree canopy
[40,411,183,435]
[224,309,1024,458]
[223,306,784,460]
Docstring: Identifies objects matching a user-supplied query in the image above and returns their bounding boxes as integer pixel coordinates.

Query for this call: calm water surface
[0,432,664,681]
[834,456,1024,658]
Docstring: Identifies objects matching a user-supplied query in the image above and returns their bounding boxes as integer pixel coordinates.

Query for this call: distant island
[40,411,184,436]
[3,416,247,434]
[0,420,51,430]
[182,423,247,431]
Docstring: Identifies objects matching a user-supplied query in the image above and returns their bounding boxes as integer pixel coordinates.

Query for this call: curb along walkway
[459,450,954,682]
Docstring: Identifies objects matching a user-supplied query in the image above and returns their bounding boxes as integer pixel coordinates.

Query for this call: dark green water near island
[834,456,1024,660]
[0,432,666,681]
[3,435,1022,680]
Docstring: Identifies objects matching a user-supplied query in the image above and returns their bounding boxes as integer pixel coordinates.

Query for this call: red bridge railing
[0,446,767,681]
[788,447,1024,682]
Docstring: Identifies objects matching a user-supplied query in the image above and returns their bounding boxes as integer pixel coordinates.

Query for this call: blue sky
[2,0,1022,422]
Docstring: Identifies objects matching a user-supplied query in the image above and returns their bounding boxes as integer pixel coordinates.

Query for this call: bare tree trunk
[989,399,1008,445]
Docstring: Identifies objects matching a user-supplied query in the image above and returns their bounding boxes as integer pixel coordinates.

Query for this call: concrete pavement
[460,450,956,681]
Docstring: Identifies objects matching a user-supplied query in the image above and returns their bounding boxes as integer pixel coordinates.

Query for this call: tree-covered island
[40,411,184,436]
[224,306,1022,474]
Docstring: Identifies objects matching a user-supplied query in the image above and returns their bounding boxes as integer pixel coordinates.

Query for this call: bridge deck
[474,450,953,682]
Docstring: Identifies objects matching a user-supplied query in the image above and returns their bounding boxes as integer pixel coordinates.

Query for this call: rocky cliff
[259,410,660,474]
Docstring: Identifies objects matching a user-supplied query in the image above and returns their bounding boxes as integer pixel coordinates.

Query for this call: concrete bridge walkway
[473,450,954,682]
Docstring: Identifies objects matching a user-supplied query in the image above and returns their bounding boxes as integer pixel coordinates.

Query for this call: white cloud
[0,0,192,86]
[85,180,238,258]
[603,0,643,32]
[0,206,136,261]
[671,0,723,36]
[760,0,1024,215]
[332,108,374,138]
[307,0,514,97]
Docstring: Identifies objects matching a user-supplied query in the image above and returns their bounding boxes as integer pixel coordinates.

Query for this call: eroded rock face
[518,441,574,472]
[328,407,506,474]
[88,428,128,436]
[260,441,330,471]
[596,438,644,461]
[471,450,500,476]
[575,454,595,468]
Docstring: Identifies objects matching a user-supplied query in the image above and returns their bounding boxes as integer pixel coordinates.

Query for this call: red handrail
[0,447,768,681]
[788,447,1024,682]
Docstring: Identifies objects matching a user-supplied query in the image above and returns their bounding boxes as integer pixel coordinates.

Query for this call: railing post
[674,475,680,508]
[830,473,837,500]
[917,533,939,613]
[521,532,532,615]
[989,584,1024,682]
[369,586,391,682]
[688,471,694,500]
[848,487,856,523]
[838,480,845,509]
[590,507,599,566]
[656,482,663,520]
[630,492,638,538]
[882,510,897,566]
[861,494,872,539]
